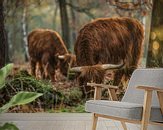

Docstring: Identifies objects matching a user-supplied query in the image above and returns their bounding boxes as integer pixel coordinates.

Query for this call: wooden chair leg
[92,113,98,130]
[157,91,163,114]
[108,88,118,101]
[141,90,152,130]
[121,121,127,130]
[94,87,102,100]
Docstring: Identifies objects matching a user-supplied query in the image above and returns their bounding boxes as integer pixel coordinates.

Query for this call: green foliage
[0,69,84,111]
[59,87,83,106]
[0,65,43,113]
[0,63,13,89]
[0,64,43,130]
[0,92,42,113]
[0,70,59,110]
[59,104,85,113]
[0,65,84,113]
[73,104,85,113]
[0,123,19,130]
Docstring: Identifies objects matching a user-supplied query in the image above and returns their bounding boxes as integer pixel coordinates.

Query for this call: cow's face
[71,65,106,97]
[70,62,124,86]
[77,66,106,86]
[58,54,76,77]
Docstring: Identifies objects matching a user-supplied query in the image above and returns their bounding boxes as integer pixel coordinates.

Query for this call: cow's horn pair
[70,62,124,73]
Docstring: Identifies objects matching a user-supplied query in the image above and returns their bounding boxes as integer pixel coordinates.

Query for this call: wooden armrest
[137,86,163,92]
[87,82,118,89]
[88,82,118,101]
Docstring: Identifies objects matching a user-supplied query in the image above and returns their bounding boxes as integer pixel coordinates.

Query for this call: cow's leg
[42,53,56,82]
[46,63,56,82]
[30,59,36,76]
[41,53,50,79]
[38,61,45,79]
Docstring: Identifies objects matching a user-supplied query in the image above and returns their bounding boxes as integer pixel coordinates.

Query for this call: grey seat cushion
[85,100,163,122]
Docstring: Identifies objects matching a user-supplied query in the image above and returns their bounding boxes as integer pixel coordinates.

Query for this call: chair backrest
[122,68,163,107]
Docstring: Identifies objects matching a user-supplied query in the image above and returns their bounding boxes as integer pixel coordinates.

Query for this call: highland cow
[27,28,74,81]
[70,63,124,96]
[72,17,144,87]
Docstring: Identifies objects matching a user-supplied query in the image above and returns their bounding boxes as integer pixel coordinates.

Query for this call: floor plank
[0,113,123,130]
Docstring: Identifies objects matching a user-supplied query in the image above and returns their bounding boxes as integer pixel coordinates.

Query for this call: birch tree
[22,0,29,61]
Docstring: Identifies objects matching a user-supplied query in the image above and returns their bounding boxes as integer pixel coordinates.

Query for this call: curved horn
[58,55,65,59]
[70,61,124,72]
[101,62,125,70]
[69,66,82,73]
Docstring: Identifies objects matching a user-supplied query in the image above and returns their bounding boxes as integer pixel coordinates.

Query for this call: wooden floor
[0,113,138,130]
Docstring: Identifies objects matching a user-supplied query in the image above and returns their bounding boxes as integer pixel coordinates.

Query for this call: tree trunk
[147,0,163,67]
[53,3,58,29]
[22,4,29,61]
[69,0,76,51]
[0,0,9,68]
[141,13,152,67]
[58,0,70,49]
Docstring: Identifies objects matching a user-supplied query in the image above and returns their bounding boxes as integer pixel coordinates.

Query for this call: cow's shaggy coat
[28,29,69,81]
[74,17,144,86]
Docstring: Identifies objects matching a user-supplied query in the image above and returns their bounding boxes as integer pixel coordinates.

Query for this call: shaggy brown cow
[72,17,144,87]
[70,63,124,96]
[27,28,73,81]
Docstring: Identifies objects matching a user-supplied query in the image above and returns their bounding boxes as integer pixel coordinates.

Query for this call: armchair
[85,69,163,130]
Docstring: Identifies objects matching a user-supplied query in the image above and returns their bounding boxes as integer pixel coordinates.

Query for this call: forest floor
[1,63,125,113]
[1,63,86,113]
